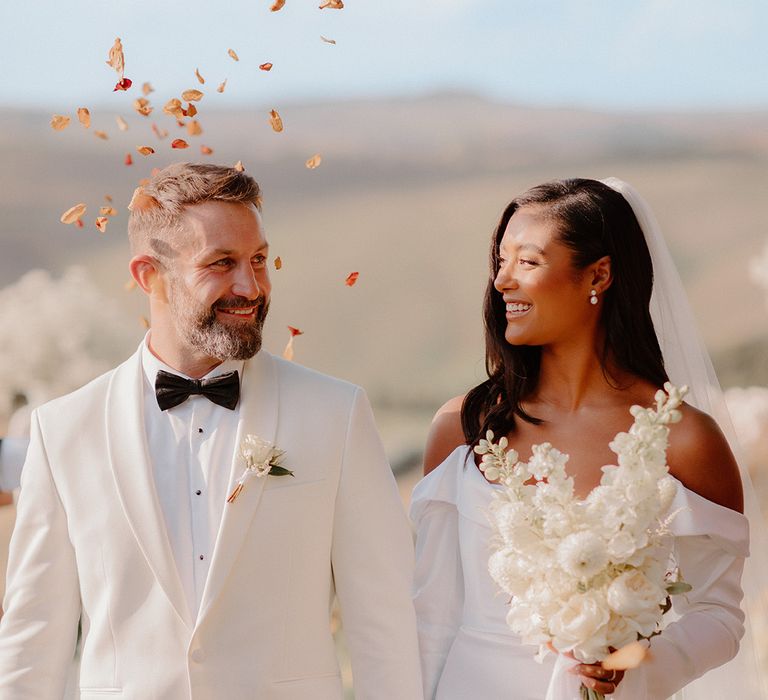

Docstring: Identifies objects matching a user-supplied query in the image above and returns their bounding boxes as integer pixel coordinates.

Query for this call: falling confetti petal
[95,216,109,233]
[259,62,273,71]
[106,37,125,76]
[124,153,133,166]
[94,130,109,140]
[305,153,322,169]
[186,120,203,136]
[104,194,113,202]
[50,115,71,131]
[200,144,214,155]
[133,98,152,116]
[320,36,337,44]
[75,219,84,229]
[217,79,227,93]
[269,109,283,132]
[186,103,198,117]
[116,115,129,131]
[163,98,185,119]
[128,186,160,212]
[142,82,154,96]
[137,145,155,155]
[114,78,133,92]
[195,68,205,84]
[140,316,150,329]
[100,206,118,216]
[77,108,91,128]
[274,256,282,270]
[282,326,304,361]
[228,48,239,61]
[271,0,286,11]
[602,642,648,672]
[152,123,169,139]
[234,160,245,172]
[61,203,87,225]
[319,0,343,8]
[182,89,204,102]
[345,271,360,287]
[172,138,189,149]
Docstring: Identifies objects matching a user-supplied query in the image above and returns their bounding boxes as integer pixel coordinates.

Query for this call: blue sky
[1,0,766,110]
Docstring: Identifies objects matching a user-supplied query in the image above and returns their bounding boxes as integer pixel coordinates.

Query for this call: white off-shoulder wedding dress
[411,444,750,700]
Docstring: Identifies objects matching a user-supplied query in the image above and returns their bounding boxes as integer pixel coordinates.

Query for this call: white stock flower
[556,532,609,579]
[607,530,639,561]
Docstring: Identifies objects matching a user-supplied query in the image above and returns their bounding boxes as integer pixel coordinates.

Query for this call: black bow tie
[155,369,240,411]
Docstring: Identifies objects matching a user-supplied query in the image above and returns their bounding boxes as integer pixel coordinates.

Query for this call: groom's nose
[231,263,261,300]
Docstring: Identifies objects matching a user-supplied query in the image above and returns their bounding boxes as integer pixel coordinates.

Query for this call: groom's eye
[212,258,234,268]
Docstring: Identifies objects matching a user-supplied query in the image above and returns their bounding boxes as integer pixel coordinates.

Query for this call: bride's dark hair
[461,178,669,445]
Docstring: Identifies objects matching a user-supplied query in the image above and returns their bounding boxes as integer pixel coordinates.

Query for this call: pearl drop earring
[590,289,598,305]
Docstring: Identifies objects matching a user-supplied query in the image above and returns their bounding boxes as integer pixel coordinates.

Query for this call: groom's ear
[590,255,613,293]
[129,255,166,299]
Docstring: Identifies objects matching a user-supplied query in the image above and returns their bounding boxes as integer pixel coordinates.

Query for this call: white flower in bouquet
[481,384,691,700]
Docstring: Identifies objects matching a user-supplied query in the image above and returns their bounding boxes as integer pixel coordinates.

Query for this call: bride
[411,178,766,699]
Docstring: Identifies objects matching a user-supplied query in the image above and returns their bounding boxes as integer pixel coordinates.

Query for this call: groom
[0,163,424,699]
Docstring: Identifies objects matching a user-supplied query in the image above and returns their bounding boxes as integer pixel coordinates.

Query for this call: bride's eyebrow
[518,242,546,256]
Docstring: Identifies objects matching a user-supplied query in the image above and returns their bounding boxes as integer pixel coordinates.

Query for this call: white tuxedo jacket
[0,347,423,700]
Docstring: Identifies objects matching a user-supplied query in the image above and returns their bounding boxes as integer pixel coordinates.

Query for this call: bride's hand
[570,662,625,696]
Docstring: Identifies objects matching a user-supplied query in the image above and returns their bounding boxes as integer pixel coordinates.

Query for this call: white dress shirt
[141,340,243,617]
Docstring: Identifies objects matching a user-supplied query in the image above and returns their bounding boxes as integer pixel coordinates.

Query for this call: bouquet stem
[580,685,605,700]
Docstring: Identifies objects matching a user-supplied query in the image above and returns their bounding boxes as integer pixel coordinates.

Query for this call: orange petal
[319,0,343,8]
[305,153,322,169]
[95,216,109,233]
[75,219,84,228]
[259,62,273,71]
[116,115,129,131]
[142,82,154,96]
[172,138,189,149]
[271,0,286,11]
[228,48,239,61]
[163,98,185,119]
[137,145,155,155]
[50,114,71,131]
[602,641,648,672]
[151,123,168,139]
[195,68,205,84]
[100,206,118,216]
[128,186,160,212]
[344,271,359,286]
[186,103,198,117]
[320,36,337,44]
[77,108,91,128]
[94,130,109,140]
[140,316,150,329]
[182,88,204,102]
[269,109,283,132]
[186,120,203,136]
[113,77,132,92]
[105,37,125,76]
[288,326,304,337]
[104,194,113,203]
[217,79,228,93]
[133,97,153,116]
[60,203,87,225]
[274,256,282,270]
[124,153,133,166]
[234,160,245,172]
[200,144,214,155]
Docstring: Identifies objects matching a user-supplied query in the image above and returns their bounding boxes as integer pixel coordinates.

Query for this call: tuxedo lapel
[105,348,194,629]
[196,350,279,625]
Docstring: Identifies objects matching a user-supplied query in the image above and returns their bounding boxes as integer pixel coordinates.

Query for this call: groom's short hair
[127,162,262,261]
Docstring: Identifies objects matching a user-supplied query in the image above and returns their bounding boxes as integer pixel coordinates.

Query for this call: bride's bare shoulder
[667,402,744,513]
[423,395,467,476]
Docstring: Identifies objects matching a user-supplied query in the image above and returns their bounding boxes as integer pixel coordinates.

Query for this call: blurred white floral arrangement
[478,385,690,699]
[0,267,138,426]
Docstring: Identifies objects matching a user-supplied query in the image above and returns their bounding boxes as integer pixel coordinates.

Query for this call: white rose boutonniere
[227,434,293,503]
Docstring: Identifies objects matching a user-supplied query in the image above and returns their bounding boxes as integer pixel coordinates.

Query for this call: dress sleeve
[616,481,749,699]
[410,454,465,700]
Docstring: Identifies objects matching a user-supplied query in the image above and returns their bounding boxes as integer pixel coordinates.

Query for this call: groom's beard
[169,281,269,361]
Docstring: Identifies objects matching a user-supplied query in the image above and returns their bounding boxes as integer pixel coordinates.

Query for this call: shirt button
[191,648,205,663]
[199,554,205,560]
[195,490,202,496]
[197,428,203,434]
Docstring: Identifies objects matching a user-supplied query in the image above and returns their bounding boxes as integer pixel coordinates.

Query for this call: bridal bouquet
[478,384,691,699]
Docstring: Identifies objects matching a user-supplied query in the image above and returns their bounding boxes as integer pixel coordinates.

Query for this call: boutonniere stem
[227,435,293,503]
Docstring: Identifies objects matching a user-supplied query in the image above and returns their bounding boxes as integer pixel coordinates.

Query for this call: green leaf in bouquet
[666,581,693,596]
